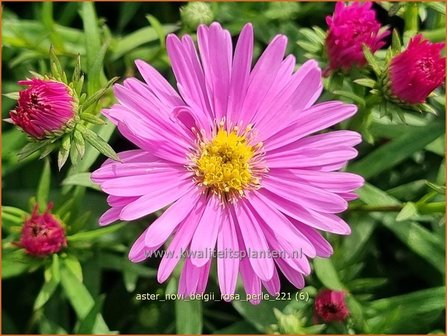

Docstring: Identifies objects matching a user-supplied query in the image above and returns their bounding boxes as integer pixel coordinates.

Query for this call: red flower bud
[18,204,67,257]
[389,34,445,105]
[9,79,76,139]
[325,2,389,72]
[314,289,349,323]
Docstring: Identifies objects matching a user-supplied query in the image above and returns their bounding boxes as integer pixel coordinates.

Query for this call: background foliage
[2,2,445,334]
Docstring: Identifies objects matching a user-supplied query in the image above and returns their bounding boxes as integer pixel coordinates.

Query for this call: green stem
[404,3,419,33]
[349,202,445,213]
[421,28,446,42]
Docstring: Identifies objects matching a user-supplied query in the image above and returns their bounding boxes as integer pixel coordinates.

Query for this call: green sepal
[18,141,49,160]
[80,113,105,125]
[57,135,71,170]
[72,54,82,83]
[73,129,86,158]
[49,45,68,83]
[77,124,119,161]
[362,44,382,77]
[391,29,402,54]
[3,92,19,100]
[419,103,438,116]
[80,76,119,113]
[353,78,377,89]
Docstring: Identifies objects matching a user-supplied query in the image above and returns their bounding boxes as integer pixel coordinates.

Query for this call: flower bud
[180,2,214,30]
[388,34,445,105]
[325,2,389,72]
[18,204,67,257]
[9,79,76,139]
[314,289,349,323]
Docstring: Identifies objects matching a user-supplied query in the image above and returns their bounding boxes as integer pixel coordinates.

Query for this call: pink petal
[226,23,254,124]
[135,59,184,109]
[119,179,194,221]
[197,22,232,120]
[262,265,280,295]
[246,193,316,257]
[166,34,213,123]
[234,201,275,281]
[217,209,240,297]
[239,35,287,125]
[189,196,223,267]
[257,189,351,235]
[262,176,348,213]
[128,228,163,263]
[157,196,207,283]
[141,190,201,247]
[264,101,357,151]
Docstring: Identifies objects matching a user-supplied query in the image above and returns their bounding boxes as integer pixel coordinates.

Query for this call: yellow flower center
[192,126,264,199]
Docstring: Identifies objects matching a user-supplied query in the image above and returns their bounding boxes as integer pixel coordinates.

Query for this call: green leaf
[146,15,167,48]
[110,25,177,61]
[37,158,51,211]
[425,2,446,15]
[79,125,119,161]
[358,184,445,272]
[63,255,83,282]
[60,265,110,333]
[34,273,60,310]
[426,181,446,194]
[396,202,418,221]
[333,90,366,106]
[313,257,344,290]
[349,122,444,179]
[369,287,445,316]
[81,2,103,94]
[62,172,100,190]
[75,295,106,334]
[67,223,125,242]
[232,298,288,333]
[176,299,203,334]
[348,278,388,292]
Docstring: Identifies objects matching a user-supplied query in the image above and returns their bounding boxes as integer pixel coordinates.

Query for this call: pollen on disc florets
[189,122,266,201]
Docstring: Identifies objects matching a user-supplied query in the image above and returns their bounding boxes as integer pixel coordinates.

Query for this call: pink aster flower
[314,289,349,323]
[18,203,67,257]
[325,2,389,72]
[389,34,445,105]
[9,79,76,139]
[92,23,364,303]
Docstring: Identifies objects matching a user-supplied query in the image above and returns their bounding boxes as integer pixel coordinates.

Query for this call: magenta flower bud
[314,289,349,323]
[389,34,445,105]
[9,79,76,139]
[18,204,67,257]
[325,2,389,72]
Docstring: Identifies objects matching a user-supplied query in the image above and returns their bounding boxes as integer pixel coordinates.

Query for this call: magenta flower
[18,204,67,257]
[389,34,445,105]
[9,79,76,139]
[314,289,349,323]
[92,23,363,303]
[325,2,389,72]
